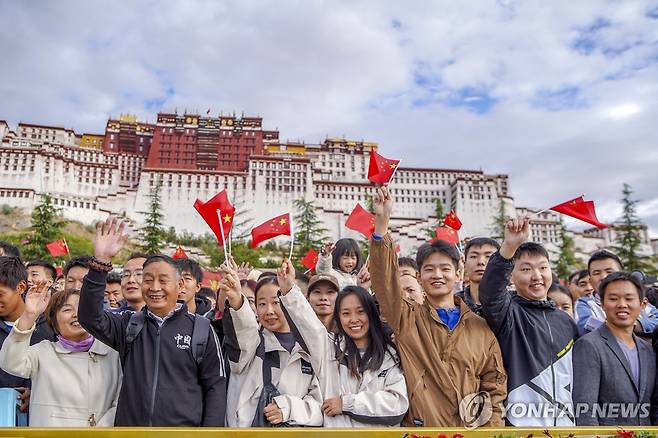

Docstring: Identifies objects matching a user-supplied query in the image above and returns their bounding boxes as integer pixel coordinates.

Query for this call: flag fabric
[367,150,400,185]
[202,270,222,290]
[550,196,608,229]
[301,248,319,272]
[395,244,401,253]
[251,213,291,248]
[345,204,376,237]
[46,239,69,257]
[194,190,235,246]
[172,246,188,260]
[443,210,463,231]
[431,227,460,245]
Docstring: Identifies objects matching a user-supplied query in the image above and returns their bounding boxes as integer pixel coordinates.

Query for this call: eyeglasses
[120,270,144,280]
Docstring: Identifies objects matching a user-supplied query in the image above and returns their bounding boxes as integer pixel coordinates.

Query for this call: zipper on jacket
[148,325,162,426]
[542,310,557,426]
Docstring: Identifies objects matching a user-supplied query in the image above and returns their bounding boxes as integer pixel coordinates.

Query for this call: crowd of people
[0,186,657,428]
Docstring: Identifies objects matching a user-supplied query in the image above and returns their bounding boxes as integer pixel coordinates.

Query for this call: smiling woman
[0,286,121,427]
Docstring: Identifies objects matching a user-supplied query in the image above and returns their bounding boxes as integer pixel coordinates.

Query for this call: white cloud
[1,0,657,236]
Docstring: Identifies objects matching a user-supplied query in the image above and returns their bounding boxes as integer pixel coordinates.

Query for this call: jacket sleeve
[479,251,514,337]
[200,324,227,426]
[341,362,409,426]
[222,298,260,375]
[479,335,508,426]
[273,375,323,426]
[316,253,333,275]
[637,304,658,335]
[279,285,332,377]
[369,234,414,335]
[575,298,605,334]
[651,366,658,425]
[0,321,40,379]
[77,268,129,353]
[572,337,601,426]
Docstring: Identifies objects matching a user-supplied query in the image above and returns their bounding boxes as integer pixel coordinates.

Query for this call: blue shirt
[437,307,461,330]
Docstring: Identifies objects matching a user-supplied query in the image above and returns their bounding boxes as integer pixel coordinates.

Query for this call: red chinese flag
[345,203,376,238]
[194,190,235,246]
[550,196,608,229]
[202,270,222,290]
[367,150,400,185]
[172,245,188,260]
[443,210,463,231]
[395,244,401,253]
[431,227,460,245]
[301,248,319,272]
[46,239,69,257]
[251,213,291,248]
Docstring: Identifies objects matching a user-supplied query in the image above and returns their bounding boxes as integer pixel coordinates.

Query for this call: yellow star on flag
[279,218,287,225]
[389,163,397,169]
[223,214,232,223]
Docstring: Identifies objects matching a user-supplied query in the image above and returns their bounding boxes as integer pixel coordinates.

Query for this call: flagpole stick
[530,207,550,218]
[217,209,230,264]
[303,268,312,275]
[64,238,71,261]
[228,229,232,258]
[288,214,294,261]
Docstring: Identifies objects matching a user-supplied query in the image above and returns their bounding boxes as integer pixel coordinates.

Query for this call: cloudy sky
[1,1,657,235]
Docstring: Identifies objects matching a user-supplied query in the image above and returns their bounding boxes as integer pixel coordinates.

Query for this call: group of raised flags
[189,149,608,268]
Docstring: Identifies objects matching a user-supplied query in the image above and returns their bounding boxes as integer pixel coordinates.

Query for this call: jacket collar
[512,293,556,309]
[53,338,112,356]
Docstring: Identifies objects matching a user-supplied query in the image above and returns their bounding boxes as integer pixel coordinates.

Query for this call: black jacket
[480,251,579,427]
[455,286,482,316]
[0,316,54,388]
[194,295,212,316]
[78,269,227,426]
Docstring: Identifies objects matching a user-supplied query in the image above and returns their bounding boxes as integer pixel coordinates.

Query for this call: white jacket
[316,253,357,291]
[223,299,323,427]
[280,285,409,427]
[0,321,121,427]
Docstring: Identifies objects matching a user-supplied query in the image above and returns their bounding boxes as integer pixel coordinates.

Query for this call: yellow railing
[0,428,653,438]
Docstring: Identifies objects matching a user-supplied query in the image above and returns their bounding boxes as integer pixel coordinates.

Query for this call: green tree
[490,197,507,240]
[23,195,67,262]
[554,221,582,280]
[614,183,647,271]
[424,198,446,239]
[293,199,328,265]
[139,180,166,254]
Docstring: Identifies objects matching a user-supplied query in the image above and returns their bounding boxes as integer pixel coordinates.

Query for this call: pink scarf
[57,334,94,352]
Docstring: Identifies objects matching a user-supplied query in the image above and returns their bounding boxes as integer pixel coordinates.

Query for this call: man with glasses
[114,252,148,313]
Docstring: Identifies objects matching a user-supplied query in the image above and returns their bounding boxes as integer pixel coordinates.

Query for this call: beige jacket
[0,321,122,427]
[370,234,507,427]
[316,253,357,291]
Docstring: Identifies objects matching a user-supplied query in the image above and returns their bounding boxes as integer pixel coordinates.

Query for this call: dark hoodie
[0,316,54,388]
[193,295,212,316]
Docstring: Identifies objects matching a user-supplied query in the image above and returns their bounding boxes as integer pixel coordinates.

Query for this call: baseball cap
[307,274,339,292]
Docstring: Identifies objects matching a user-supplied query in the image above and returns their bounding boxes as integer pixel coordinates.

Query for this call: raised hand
[277,259,296,294]
[94,217,128,262]
[321,241,334,256]
[219,258,243,310]
[17,281,51,331]
[500,216,531,259]
[357,258,371,290]
[236,262,253,281]
[373,185,394,236]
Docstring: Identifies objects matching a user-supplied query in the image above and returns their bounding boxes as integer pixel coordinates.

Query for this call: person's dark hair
[45,289,80,335]
[197,286,216,302]
[332,238,363,274]
[548,283,573,304]
[127,252,149,262]
[333,286,399,378]
[416,240,460,270]
[599,271,645,301]
[63,256,92,277]
[0,241,21,260]
[254,276,278,300]
[26,259,57,281]
[106,272,122,285]
[240,279,257,292]
[0,256,28,290]
[143,254,180,275]
[174,258,203,284]
[588,250,624,273]
[258,271,277,280]
[464,237,500,258]
[295,272,310,284]
[398,257,418,272]
[646,287,658,308]
[570,269,589,284]
[512,242,550,262]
